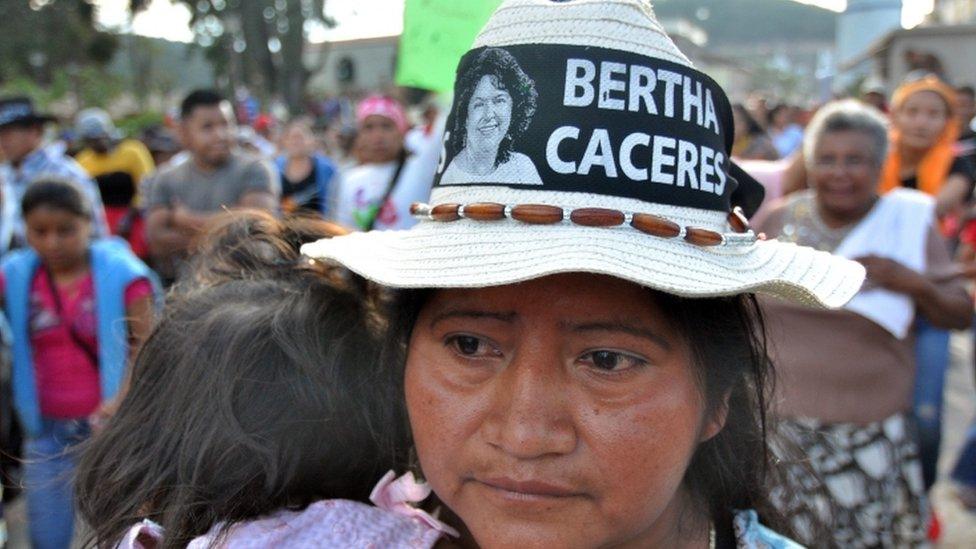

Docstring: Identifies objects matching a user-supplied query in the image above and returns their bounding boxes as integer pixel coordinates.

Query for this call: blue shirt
[1,144,109,253]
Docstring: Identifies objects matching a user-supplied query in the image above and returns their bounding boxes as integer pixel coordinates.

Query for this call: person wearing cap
[303,1,866,546]
[144,89,279,285]
[0,96,109,255]
[758,100,970,547]
[74,108,156,258]
[332,95,440,231]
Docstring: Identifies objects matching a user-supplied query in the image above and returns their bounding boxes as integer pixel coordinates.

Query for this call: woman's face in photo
[893,90,950,151]
[404,273,725,548]
[465,75,513,154]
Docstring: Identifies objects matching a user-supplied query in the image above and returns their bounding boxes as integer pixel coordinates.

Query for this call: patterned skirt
[768,413,927,548]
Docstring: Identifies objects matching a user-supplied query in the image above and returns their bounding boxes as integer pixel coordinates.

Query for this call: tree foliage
[131,0,334,113]
[0,0,119,85]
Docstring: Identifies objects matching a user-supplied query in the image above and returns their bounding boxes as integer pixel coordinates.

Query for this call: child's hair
[172,210,350,293]
[75,212,406,548]
[21,178,92,219]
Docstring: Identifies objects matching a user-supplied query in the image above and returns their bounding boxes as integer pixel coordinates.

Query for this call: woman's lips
[478,120,500,133]
[475,476,583,499]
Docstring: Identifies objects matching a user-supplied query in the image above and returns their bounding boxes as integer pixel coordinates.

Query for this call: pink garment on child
[0,272,152,418]
[117,471,456,548]
[118,500,447,548]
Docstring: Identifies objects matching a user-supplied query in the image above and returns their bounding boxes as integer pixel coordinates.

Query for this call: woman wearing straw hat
[304,1,864,546]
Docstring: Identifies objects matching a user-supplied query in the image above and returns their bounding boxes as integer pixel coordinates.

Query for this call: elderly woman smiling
[304,1,865,547]
[758,100,970,548]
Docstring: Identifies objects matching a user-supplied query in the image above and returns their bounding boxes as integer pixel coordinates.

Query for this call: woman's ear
[699,389,731,443]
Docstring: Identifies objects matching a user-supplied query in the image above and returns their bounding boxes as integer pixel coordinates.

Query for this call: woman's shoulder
[499,152,543,184]
[733,510,805,549]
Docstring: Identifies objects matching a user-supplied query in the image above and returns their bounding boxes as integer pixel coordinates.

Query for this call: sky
[94,0,935,44]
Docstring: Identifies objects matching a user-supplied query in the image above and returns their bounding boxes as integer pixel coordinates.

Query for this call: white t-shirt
[333,137,440,231]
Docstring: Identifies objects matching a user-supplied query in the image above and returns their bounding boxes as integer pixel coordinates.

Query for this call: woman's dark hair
[733,103,766,138]
[21,178,91,219]
[449,47,538,167]
[381,288,795,538]
[76,213,406,548]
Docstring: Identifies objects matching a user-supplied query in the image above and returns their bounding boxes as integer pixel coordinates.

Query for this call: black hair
[449,47,538,167]
[21,178,91,220]
[958,85,975,99]
[180,89,225,120]
[381,288,795,539]
[732,103,767,138]
[76,213,407,548]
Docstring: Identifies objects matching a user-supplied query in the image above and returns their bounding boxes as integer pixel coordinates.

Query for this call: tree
[0,0,119,86]
[132,0,334,113]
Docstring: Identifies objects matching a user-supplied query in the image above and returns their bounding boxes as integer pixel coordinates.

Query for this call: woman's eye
[446,335,499,358]
[580,350,648,372]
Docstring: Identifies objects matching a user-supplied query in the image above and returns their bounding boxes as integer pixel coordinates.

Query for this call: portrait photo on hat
[302,0,865,309]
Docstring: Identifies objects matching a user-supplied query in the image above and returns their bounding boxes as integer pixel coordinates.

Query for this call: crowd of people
[0,0,975,547]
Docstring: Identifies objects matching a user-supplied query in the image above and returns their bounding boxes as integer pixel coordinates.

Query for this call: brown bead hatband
[462,202,507,221]
[728,207,750,233]
[431,203,461,222]
[631,213,681,238]
[409,202,756,248]
[570,208,626,227]
[684,228,724,246]
[511,204,565,224]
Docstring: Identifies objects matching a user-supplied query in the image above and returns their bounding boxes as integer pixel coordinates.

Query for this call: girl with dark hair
[0,178,158,549]
[74,213,456,548]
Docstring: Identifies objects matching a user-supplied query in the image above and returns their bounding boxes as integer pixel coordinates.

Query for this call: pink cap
[356,95,408,134]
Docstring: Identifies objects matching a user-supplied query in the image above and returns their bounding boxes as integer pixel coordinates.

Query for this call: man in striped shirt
[0,97,108,254]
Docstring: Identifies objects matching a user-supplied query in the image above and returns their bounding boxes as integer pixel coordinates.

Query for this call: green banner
[396,0,503,92]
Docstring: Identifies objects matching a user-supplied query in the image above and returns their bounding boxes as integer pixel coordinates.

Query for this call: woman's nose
[481,354,577,459]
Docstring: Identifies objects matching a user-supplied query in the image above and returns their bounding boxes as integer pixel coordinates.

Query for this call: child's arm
[90,291,154,432]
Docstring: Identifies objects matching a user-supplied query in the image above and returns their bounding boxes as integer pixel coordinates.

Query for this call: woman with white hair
[758,100,971,548]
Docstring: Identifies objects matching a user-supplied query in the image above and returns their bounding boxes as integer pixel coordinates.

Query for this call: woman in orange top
[881,75,973,217]
[882,75,976,493]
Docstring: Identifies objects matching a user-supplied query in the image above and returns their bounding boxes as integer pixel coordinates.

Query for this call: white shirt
[333,136,441,231]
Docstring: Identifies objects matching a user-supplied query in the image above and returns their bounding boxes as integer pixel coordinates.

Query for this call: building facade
[936,0,976,23]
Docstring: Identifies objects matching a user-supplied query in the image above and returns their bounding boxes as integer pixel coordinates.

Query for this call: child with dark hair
[75,212,456,548]
[0,178,158,549]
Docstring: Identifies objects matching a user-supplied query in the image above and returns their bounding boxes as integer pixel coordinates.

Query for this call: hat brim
[0,114,56,129]
[301,219,865,309]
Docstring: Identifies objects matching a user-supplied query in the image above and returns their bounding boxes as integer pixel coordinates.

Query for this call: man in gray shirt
[145,89,279,282]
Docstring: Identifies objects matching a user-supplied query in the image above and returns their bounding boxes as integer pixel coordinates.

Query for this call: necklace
[779,192,857,252]
[709,522,716,549]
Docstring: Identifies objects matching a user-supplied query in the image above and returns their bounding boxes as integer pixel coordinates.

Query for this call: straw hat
[303,0,864,308]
